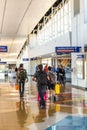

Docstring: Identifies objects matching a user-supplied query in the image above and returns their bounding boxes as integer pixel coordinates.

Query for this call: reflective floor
[0,82,87,130]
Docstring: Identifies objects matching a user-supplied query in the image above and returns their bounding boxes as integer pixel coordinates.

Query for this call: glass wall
[29,0,72,48]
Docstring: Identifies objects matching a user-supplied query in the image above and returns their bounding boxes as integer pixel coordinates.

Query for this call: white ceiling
[0,0,56,62]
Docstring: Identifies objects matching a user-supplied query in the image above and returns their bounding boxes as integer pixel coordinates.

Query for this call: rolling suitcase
[55,83,61,94]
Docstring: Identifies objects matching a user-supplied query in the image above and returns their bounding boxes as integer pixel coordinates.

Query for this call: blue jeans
[19,81,25,97]
[39,90,46,107]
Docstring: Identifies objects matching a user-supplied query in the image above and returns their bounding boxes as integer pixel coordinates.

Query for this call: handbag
[15,84,19,90]
[55,83,61,94]
[37,92,47,101]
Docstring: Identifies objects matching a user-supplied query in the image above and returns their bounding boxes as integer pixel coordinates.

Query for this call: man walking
[18,63,28,97]
[32,64,48,109]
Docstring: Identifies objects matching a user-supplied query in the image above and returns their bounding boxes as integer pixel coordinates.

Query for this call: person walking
[56,65,60,82]
[47,66,56,102]
[32,64,48,109]
[58,65,65,86]
[18,63,28,97]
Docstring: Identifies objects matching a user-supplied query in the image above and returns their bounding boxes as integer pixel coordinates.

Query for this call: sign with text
[30,57,37,60]
[55,46,81,54]
[23,58,29,61]
[0,62,7,64]
[0,46,8,52]
[77,54,85,59]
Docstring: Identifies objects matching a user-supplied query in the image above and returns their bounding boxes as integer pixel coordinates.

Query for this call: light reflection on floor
[46,116,87,130]
[0,83,87,130]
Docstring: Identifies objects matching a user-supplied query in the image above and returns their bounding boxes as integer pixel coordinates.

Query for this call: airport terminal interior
[0,0,87,130]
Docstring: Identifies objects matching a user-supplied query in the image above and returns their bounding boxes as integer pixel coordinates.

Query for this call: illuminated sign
[0,46,8,52]
[55,46,81,54]
[0,62,7,64]
[23,58,29,61]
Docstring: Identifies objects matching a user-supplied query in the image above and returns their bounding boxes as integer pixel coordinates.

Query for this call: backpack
[37,71,48,85]
[18,69,27,81]
[48,71,56,84]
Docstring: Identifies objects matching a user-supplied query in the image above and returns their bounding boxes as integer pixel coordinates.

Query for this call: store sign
[23,58,29,61]
[0,46,8,52]
[55,46,81,54]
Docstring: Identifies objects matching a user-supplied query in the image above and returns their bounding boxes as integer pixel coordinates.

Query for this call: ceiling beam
[0,34,27,39]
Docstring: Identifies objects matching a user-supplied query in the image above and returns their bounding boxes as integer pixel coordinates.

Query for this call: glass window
[29,0,72,48]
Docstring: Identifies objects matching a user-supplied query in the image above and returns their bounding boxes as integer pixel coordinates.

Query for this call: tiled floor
[46,116,87,130]
[0,82,87,130]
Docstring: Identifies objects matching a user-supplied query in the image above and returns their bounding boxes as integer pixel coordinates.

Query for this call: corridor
[0,83,87,130]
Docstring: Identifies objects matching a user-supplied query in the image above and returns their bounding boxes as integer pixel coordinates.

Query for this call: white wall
[71,0,87,88]
[28,32,71,58]
[71,53,86,88]
[72,0,87,47]
[16,45,29,74]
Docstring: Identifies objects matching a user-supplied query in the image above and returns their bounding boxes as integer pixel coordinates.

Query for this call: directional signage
[23,58,29,61]
[55,46,81,54]
[0,46,8,52]
[84,44,87,52]
[30,57,37,60]
[77,54,85,59]
[0,62,7,64]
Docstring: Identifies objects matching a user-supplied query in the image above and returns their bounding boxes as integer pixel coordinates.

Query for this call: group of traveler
[15,63,65,109]
[43,64,65,85]
[32,64,65,109]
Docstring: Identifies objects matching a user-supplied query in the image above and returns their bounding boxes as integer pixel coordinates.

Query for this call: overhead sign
[30,57,37,60]
[77,54,85,59]
[0,62,7,64]
[0,46,8,52]
[23,58,29,61]
[55,46,81,54]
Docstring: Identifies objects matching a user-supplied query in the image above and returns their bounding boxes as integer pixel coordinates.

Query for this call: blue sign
[30,57,37,60]
[0,46,8,52]
[77,54,85,59]
[23,58,29,61]
[0,62,7,64]
[55,46,81,54]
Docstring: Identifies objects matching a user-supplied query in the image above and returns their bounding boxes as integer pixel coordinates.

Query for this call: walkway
[0,82,87,130]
